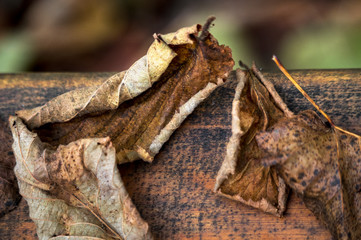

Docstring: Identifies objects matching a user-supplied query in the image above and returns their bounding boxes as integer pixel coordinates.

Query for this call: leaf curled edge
[16,19,233,165]
[10,116,151,240]
[215,66,290,217]
[16,24,202,129]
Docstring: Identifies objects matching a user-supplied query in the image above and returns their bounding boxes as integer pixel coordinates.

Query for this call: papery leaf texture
[257,110,361,239]
[0,119,21,217]
[16,20,234,164]
[10,116,151,240]
[10,19,234,239]
[214,65,292,216]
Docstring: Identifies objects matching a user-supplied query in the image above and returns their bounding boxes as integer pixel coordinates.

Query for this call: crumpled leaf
[257,110,361,239]
[259,56,361,239]
[10,19,233,239]
[214,65,292,216]
[16,18,234,164]
[0,119,21,217]
[10,116,151,240]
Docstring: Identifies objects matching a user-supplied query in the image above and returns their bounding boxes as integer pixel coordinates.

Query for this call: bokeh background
[1,0,361,72]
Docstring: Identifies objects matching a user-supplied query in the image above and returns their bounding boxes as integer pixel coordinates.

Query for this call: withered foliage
[214,65,292,216]
[10,116,151,239]
[257,110,361,239]
[10,18,233,239]
[9,14,360,240]
[257,58,361,239]
[17,18,233,164]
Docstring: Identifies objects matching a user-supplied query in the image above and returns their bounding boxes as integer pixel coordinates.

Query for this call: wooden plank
[0,69,360,239]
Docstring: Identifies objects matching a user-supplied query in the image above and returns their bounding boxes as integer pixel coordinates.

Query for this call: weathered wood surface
[0,69,360,239]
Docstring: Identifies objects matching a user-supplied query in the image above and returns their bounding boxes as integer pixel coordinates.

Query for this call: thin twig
[272,55,334,125]
[199,16,216,41]
[272,55,360,139]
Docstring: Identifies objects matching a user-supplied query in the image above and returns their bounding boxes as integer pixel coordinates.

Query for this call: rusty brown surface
[0,70,360,239]
[0,118,21,217]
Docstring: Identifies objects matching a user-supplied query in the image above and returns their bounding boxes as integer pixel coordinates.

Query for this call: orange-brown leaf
[11,19,234,239]
[17,20,234,164]
[214,66,290,216]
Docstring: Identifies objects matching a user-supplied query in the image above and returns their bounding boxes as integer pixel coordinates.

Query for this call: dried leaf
[214,65,291,216]
[10,116,151,239]
[256,58,361,239]
[17,19,234,164]
[0,119,21,217]
[10,19,233,239]
[257,110,361,239]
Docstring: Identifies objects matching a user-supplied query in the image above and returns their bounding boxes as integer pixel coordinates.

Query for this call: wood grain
[0,69,360,239]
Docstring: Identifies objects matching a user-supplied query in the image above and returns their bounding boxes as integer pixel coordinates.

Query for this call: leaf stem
[272,55,334,126]
[68,190,123,239]
[199,16,216,41]
[334,125,361,138]
[272,55,361,139]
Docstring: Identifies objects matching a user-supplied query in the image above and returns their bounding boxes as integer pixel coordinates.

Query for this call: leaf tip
[271,54,277,62]
[153,33,167,45]
[8,116,19,130]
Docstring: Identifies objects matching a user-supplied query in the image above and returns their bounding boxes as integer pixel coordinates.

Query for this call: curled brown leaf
[10,19,234,239]
[17,19,234,164]
[257,110,361,239]
[263,56,361,239]
[214,65,291,216]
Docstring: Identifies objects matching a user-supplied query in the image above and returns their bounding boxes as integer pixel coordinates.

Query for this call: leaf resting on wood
[257,110,361,239]
[260,56,361,239]
[10,19,233,239]
[16,19,234,164]
[10,116,151,240]
[214,65,292,216]
[0,119,21,217]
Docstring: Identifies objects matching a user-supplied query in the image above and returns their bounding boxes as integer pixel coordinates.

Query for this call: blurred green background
[0,0,361,72]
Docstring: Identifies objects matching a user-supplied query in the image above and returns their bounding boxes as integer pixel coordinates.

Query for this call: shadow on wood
[1,69,360,239]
